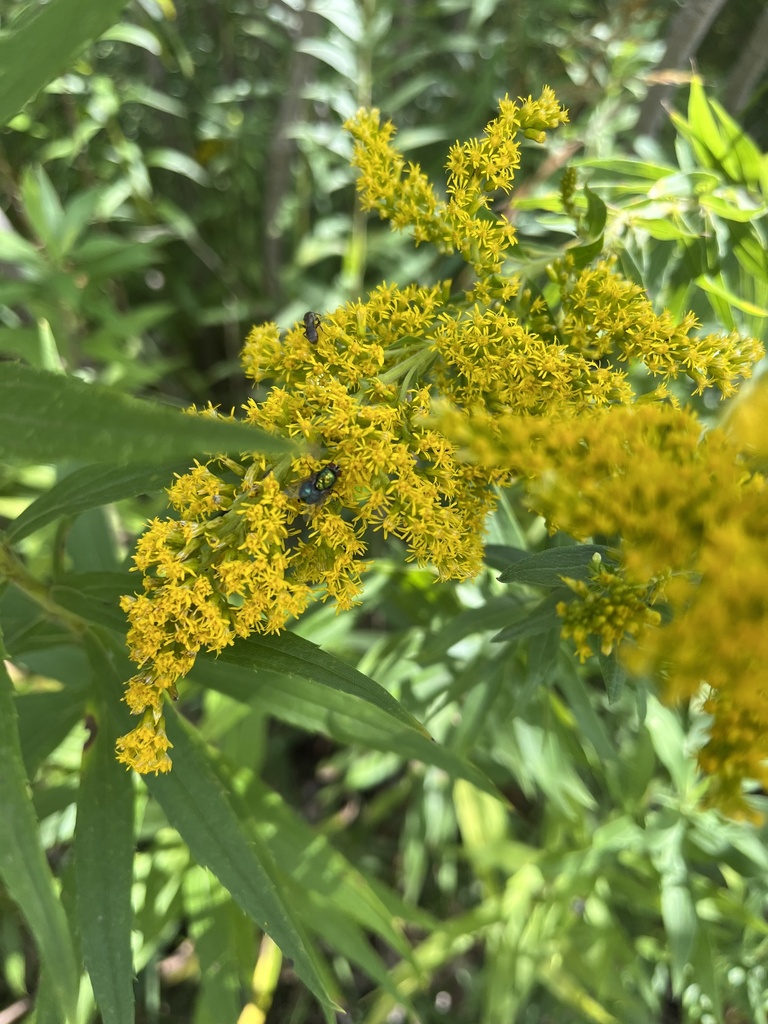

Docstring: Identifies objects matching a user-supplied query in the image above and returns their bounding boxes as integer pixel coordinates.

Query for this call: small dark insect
[298,463,341,505]
[303,311,322,344]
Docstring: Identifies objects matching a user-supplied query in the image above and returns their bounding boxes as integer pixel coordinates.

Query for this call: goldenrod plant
[5,36,768,1015]
[116,89,766,825]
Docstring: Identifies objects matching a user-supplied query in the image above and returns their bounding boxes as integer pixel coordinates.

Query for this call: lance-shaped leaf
[7,461,188,543]
[0,0,131,127]
[0,362,293,465]
[0,658,79,1022]
[141,705,339,1020]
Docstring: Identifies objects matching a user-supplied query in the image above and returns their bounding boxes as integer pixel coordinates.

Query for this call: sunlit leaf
[142,706,338,1018]
[0,659,79,1022]
[0,0,131,127]
[74,659,135,1024]
[0,362,294,465]
[7,461,186,543]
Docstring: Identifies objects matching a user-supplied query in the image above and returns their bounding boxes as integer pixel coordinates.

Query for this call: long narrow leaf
[195,656,501,798]
[244,776,412,957]
[695,274,768,318]
[0,0,131,127]
[15,688,87,777]
[219,633,432,734]
[497,545,612,587]
[0,362,293,465]
[74,658,135,1024]
[0,659,79,1022]
[140,705,339,1019]
[48,572,432,733]
[49,573,501,796]
[51,573,133,633]
[7,461,187,543]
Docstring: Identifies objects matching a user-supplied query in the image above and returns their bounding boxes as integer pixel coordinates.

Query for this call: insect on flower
[297,463,341,505]
[303,311,322,344]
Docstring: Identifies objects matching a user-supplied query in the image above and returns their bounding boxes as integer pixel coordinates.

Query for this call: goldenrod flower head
[116,710,173,775]
[438,398,768,816]
[344,88,568,275]
[118,88,765,803]
[633,478,768,818]
[557,566,663,662]
[553,258,762,395]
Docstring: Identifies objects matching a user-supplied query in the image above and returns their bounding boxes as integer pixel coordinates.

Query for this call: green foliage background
[1,1,767,1023]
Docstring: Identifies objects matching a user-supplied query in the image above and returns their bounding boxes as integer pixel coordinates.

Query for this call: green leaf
[74,663,135,1024]
[311,1,364,42]
[689,929,721,1021]
[492,592,567,643]
[141,705,338,1019]
[0,0,132,127]
[710,98,764,189]
[49,575,502,798]
[0,225,47,269]
[567,233,604,268]
[29,970,63,1024]
[219,632,432,737]
[678,236,715,280]
[695,274,768,319]
[0,362,294,465]
[557,659,615,762]
[0,586,76,656]
[85,304,175,350]
[484,543,530,573]
[15,688,87,777]
[0,659,79,1022]
[38,318,65,374]
[0,327,45,365]
[636,218,697,241]
[145,148,209,185]
[50,572,132,633]
[539,963,619,1024]
[661,882,697,994]
[122,84,186,117]
[296,38,358,81]
[419,597,522,662]
[19,165,64,257]
[510,713,596,815]
[251,777,410,941]
[526,625,560,683]
[182,872,248,1023]
[497,545,611,587]
[294,902,404,1005]
[195,656,502,798]
[7,461,187,543]
[71,234,163,277]
[685,78,726,168]
[732,225,768,284]
[698,193,766,223]
[652,168,720,198]
[645,698,691,791]
[598,649,626,703]
[582,186,607,239]
[577,157,676,180]
[101,23,164,56]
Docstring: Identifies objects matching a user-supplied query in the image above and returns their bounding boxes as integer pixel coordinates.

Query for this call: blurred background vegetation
[1,0,768,1022]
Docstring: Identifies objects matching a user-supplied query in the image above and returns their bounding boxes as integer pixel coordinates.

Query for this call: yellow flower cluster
[553,259,760,396]
[437,398,768,817]
[557,565,663,663]
[345,88,568,275]
[640,459,768,815]
[117,86,764,807]
[118,91,572,772]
